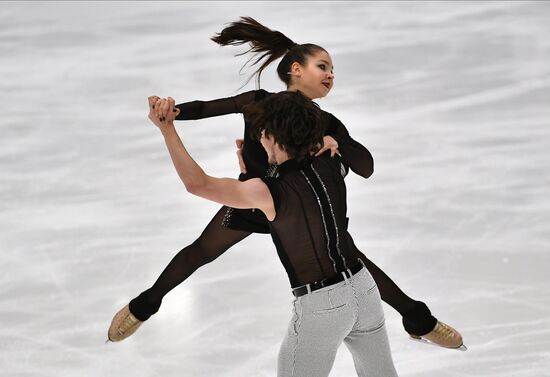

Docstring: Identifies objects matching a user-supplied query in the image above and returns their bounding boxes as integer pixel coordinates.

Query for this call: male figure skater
[112,91,399,376]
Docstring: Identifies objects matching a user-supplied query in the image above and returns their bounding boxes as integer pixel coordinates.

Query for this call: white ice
[1,1,550,376]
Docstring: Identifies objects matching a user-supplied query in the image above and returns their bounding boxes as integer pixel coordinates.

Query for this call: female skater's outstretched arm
[155,90,374,180]
[173,90,259,120]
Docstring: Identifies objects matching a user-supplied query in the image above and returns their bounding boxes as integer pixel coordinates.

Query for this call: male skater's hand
[313,135,340,157]
[235,138,247,174]
[147,96,167,129]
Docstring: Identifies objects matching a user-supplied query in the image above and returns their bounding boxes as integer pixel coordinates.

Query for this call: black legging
[129,206,436,336]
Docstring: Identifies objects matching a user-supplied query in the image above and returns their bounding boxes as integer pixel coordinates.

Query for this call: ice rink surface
[1,1,550,376]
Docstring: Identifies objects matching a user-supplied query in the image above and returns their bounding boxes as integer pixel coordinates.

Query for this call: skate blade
[409,336,467,351]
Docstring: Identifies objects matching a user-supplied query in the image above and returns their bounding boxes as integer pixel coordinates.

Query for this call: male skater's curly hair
[245,91,325,161]
[211,16,327,88]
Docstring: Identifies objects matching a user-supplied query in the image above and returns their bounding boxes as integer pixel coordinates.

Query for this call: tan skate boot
[107,304,143,342]
[410,320,467,351]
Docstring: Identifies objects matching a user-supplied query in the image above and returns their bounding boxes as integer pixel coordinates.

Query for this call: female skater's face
[289,50,335,100]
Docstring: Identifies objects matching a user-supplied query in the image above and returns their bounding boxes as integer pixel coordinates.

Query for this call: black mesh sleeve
[326,114,374,179]
[174,90,261,120]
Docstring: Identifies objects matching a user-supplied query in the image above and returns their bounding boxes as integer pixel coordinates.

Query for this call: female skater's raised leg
[108,206,251,341]
[130,206,252,320]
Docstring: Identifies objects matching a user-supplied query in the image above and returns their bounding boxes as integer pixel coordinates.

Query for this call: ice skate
[410,320,467,351]
[107,304,143,342]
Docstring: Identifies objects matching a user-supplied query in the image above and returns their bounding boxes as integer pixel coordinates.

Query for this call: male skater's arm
[150,96,275,220]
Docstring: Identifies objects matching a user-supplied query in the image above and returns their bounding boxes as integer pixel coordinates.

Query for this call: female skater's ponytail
[211,16,326,88]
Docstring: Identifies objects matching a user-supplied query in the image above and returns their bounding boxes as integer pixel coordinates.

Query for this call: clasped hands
[148,95,180,130]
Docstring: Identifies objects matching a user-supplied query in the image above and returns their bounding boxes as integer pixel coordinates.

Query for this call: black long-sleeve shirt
[174,89,374,181]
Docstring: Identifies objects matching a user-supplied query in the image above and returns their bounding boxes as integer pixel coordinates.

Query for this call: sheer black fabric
[261,154,366,287]
[130,90,436,335]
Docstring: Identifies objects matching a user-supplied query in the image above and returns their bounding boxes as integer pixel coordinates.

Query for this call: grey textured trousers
[277,264,398,377]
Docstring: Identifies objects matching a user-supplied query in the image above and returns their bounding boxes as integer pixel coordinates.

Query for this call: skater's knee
[191,238,230,262]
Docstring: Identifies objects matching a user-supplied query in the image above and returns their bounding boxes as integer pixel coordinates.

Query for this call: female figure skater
[108,17,464,350]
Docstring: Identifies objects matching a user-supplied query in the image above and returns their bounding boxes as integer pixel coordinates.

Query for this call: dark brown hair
[211,16,327,88]
[245,91,324,160]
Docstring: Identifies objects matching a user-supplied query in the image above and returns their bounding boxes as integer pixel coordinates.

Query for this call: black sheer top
[174,90,373,287]
[175,89,374,181]
[262,155,367,287]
